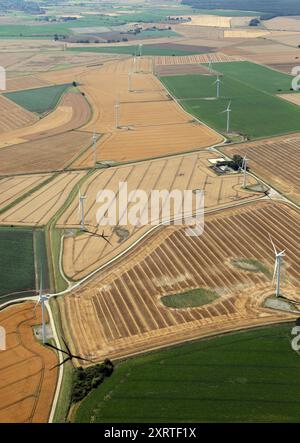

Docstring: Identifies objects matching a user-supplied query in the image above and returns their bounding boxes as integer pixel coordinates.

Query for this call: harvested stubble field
[8,51,128,73]
[240,48,300,66]
[263,17,300,32]
[221,134,300,204]
[172,24,225,40]
[0,91,91,150]
[266,63,299,74]
[60,201,299,362]
[0,96,37,134]
[155,52,244,65]
[279,94,300,106]
[66,57,222,165]
[0,131,92,175]
[58,151,262,280]
[0,174,50,210]
[155,63,214,76]
[0,302,57,423]
[0,51,35,69]
[0,171,85,226]
[5,76,51,92]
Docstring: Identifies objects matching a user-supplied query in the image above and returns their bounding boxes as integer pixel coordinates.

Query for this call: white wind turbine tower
[133,55,137,73]
[139,43,143,57]
[222,100,232,133]
[35,274,49,344]
[208,56,212,73]
[78,188,86,231]
[213,75,221,98]
[114,98,120,128]
[128,71,132,92]
[241,155,248,188]
[270,235,285,298]
[92,129,97,166]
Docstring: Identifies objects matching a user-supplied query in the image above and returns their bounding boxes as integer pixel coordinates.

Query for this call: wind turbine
[270,235,285,298]
[114,98,120,129]
[46,336,92,369]
[78,188,86,231]
[139,43,143,57]
[213,75,221,98]
[35,274,49,344]
[128,71,132,92]
[222,100,231,133]
[241,155,248,189]
[92,129,97,166]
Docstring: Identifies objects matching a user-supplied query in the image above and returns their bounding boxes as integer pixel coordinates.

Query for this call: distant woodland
[0,0,43,14]
[181,0,300,16]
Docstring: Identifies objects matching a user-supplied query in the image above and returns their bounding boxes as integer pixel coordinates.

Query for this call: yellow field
[57,151,263,280]
[181,15,232,28]
[0,171,85,226]
[0,174,50,210]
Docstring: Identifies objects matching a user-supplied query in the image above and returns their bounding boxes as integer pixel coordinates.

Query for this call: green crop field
[211,61,295,94]
[74,323,300,423]
[161,288,219,308]
[161,61,300,139]
[0,227,35,302]
[67,45,201,56]
[4,83,71,115]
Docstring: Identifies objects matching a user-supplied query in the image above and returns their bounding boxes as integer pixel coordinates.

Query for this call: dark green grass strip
[67,46,203,56]
[74,323,300,423]
[4,83,71,115]
[161,288,218,308]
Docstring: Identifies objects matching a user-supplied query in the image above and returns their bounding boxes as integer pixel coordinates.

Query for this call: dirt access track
[38,57,222,166]
[0,302,58,423]
[60,201,299,362]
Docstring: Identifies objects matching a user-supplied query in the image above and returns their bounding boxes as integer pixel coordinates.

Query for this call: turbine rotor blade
[62,336,72,355]
[269,234,278,255]
[50,356,72,370]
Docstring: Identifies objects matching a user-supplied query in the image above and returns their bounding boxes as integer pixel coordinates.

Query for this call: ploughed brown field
[155,63,215,76]
[58,151,263,280]
[221,134,300,204]
[0,302,58,423]
[0,131,92,175]
[64,57,223,165]
[0,91,91,150]
[5,76,51,92]
[59,201,298,362]
[154,52,244,66]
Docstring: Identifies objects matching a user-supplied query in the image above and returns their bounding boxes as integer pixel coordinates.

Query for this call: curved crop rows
[58,151,261,280]
[60,201,299,362]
